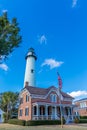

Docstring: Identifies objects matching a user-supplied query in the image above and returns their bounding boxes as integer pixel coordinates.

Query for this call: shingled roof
[74,98,87,102]
[24,86,73,99]
[61,91,74,99]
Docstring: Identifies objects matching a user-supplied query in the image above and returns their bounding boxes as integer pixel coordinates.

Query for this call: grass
[0,124,87,130]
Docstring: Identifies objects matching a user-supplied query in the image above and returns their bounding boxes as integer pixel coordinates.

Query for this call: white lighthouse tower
[24,47,37,87]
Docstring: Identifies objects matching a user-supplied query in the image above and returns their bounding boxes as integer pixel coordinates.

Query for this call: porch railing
[32,114,78,122]
[32,115,60,120]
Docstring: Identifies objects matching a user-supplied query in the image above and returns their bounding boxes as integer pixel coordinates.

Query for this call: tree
[0,11,22,62]
[0,92,19,120]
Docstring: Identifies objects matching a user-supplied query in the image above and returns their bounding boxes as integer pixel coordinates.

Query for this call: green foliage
[0,11,22,62]
[8,119,63,126]
[79,119,87,123]
[8,119,25,126]
[0,91,19,120]
[3,113,7,123]
[25,120,61,126]
[80,116,87,119]
[74,117,79,123]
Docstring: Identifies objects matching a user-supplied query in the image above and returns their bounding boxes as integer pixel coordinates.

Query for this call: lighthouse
[24,47,37,87]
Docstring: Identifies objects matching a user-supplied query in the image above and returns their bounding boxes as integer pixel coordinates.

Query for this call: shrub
[8,119,66,126]
[25,120,62,126]
[79,119,87,123]
[8,119,26,126]
[74,118,79,123]
[80,116,87,119]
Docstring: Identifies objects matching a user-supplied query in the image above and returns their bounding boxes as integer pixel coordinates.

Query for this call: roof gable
[21,86,73,99]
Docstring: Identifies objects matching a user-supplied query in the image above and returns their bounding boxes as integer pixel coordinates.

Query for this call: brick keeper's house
[74,98,87,116]
[18,48,75,123]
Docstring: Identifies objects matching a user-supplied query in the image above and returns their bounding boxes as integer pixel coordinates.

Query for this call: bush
[25,120,63,126]
[74,118,79,123]
[8,119,26,126]
[79,119,87,123]
[80,116,87,119]
[8,119,66,126]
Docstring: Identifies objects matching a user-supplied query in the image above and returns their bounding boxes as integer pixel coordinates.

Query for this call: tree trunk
[7,104,9,120]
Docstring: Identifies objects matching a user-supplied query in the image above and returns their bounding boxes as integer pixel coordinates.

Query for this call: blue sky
[0,0,87,100]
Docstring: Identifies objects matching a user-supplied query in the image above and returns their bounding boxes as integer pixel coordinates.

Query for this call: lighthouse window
[31,69,34,73]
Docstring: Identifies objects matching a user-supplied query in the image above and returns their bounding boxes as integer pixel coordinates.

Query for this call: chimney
[25,82,29,87]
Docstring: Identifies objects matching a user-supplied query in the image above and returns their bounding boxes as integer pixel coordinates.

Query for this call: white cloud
[72,0,78,8]
[0,63,8,71]
[68,90,87,98]
[41,59,64,69]
[2,9,8,13]
[38,35,47,44]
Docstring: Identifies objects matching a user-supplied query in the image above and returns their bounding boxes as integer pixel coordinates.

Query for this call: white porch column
[62,107,64,116]
[37,105,39,119]
[63,106,65,116]
[33,106,34,115]
[68,107,70,115]
[71,106,73,115]
[70,106,74,120]
[55,106,57,119]
[60,105,63,117]
[45,105,48,119]
[32,105,34,120]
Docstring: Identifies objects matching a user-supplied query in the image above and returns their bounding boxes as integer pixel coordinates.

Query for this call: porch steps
[66,119,74,124]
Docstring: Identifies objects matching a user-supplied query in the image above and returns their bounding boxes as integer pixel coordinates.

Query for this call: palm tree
[0,92,19,120]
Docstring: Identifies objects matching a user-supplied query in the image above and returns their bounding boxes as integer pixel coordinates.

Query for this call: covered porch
[32,102,74,122]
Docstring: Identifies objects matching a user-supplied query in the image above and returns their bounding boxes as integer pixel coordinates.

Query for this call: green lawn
[0,124,87,130]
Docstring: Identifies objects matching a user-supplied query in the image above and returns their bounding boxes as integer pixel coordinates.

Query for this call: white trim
[63,98,73,101]
[32,102,73,108]
[45,88,59,98]
[74,99,87,103]
[19,88,31,98]
[50,94,57,103]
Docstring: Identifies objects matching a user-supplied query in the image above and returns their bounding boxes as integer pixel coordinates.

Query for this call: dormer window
[50,94,57,102]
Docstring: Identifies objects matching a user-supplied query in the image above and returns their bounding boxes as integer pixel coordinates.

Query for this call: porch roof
[32,102,74,107]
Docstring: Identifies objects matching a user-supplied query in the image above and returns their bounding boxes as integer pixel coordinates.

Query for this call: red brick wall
[18,91,72,121]
[78,109,87,116]
[74,100,87,116]
[18,91,32,121]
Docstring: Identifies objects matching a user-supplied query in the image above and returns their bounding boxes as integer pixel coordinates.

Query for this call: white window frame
[50,94,57,102]
[26,95,29,102]
[25,107,29,116]
[19,109,23,116]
